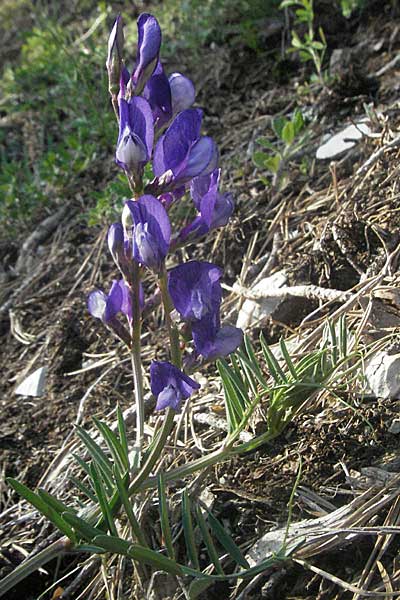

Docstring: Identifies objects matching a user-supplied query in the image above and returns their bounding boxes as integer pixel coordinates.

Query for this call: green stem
[128,409,175,496]
[130,262,144,464]
[158,266,182,368]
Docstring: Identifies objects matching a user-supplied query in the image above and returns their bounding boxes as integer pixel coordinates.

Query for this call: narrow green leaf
[90,463,118,537]
[127,543,184,576]
[62,512,105,542]
[206,509,249,569]
[237,356,258,397]
[72,454,92,477]
[75,426,114,489]
[339,316,348,360]
[279,338,298,380]
[117,404,129,466]
[217,360,245,429]
[113,466,147,547]
[92,534,131,555]
[244,335,269,388]
[158,473,175,559]
[70,475,97,504]
[260,334,287,383]
[7,479,76,542]
[195,506,224,575]
[182,490,199,570]
[37,489,76,517]
[93,417,128,474]
[328,320,338,365]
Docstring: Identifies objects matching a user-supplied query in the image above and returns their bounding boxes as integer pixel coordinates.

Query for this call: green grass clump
[0,9,115,233]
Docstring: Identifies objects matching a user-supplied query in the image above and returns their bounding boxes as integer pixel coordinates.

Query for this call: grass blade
[90,463,118,537]
[75,426,114,489]
[70,475,97,504]
[195,505,224,575]
[117,404,129,466]
[279,338,298,380]
[7,479,76,542]
[260,334,287,383]
[244,335,268,388]
[93,416,128,474]
[182,490,199,570]
[62,512,105,542]
[206,508,249,569]
[157,473,175,559]
[113,466,147,547]
[37,489,76,517]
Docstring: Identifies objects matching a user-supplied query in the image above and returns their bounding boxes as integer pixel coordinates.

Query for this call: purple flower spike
[168,261,222,322]
[116,96,154,180]
[153,109,218,191]
[132,14,162,95]
[143,62,172,129]
[106,15,124,94]
[123,195,170,271]
[169,73,195,115]
[150,361,200,411]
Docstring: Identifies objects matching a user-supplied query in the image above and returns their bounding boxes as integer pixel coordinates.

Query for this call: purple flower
[168,261,222,322]
[179,169,234,241]
[108,222,132,280]
[168,261,242,358]
[88,279,134,345]
[88,278,143,326]
[116,96,154,181]
[132,14,162,95]
[150,361,200,411]
[143,62,172,129]
[169,73,195,115]
[153,109,218,191]
[106,15,124,94]
[192,318,243,360]
[88,280,124,324]
[122,195,170,271]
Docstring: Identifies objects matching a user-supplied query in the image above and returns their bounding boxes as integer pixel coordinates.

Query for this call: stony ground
[3,1,400,598]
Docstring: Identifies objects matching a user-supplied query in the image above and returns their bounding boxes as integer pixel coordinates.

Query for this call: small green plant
[338,0,366,18]
[253,108,308,189]
[280,0,327,85]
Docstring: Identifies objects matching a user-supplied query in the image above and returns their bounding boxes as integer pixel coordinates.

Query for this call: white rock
[388,419,400,434]
[236,270,288,330]
[365,351,400,399]
[15,366,47,397]
[316,121,371,160]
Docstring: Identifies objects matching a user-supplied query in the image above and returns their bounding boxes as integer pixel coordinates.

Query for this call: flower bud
[106,15,124,96]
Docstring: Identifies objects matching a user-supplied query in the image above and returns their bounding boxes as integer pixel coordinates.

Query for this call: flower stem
[158,266,182,369]
[130,262,144,465]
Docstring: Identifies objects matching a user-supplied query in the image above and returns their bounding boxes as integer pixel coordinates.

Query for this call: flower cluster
[89,14,242,412]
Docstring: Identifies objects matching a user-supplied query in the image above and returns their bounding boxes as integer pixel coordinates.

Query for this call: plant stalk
[158,266,182,369]
[130,262,145,464]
